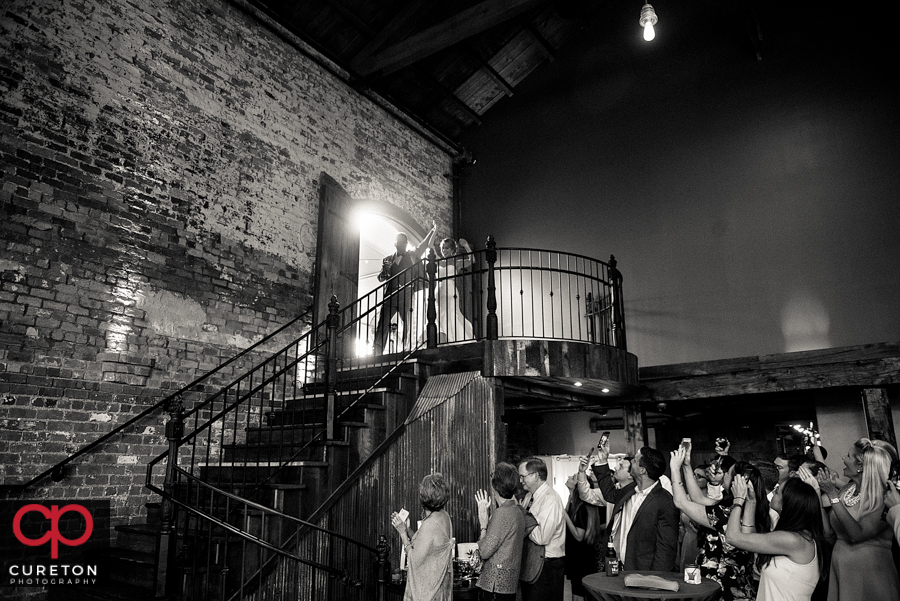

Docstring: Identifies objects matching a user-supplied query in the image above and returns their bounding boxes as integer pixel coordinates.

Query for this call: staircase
[47,351,427,601]
[14,242,629,601]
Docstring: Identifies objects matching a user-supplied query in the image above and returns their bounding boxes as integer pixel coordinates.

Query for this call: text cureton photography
[1,499,109,588]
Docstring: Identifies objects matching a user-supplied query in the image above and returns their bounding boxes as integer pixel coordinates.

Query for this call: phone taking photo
[598,431,610,449]
[680,437,691,453]
[889,460,900,484]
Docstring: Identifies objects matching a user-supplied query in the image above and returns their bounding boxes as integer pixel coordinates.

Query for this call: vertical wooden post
[426,249,438,349]
[623,403,646,458]
[608,255,627,351]
[485,236,498,341]
[375,534,390,601]
[156,395,184,598]
[862,388,897,450]
[325,295,340,440]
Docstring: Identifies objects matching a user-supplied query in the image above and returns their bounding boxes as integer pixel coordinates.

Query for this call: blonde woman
[818,438,900,601]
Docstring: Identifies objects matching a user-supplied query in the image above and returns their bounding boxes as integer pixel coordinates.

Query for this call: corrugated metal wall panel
[309,372,502,570]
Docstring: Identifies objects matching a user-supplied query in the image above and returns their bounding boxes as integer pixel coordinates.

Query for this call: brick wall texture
[0,0,453,525]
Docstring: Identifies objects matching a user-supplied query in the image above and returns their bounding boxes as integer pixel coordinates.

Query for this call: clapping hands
[817,467,841,497]
[796,465,820,493]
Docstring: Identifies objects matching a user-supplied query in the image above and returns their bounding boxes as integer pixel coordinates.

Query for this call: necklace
[841,483,861,507]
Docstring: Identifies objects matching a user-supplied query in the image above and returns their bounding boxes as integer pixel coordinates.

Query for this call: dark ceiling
[241,0,609,144]
[242,0,764,146]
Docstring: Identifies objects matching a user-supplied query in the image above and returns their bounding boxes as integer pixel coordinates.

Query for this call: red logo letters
[12,504,94,559]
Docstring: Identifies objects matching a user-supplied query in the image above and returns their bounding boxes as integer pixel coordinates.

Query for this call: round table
[582,571,722,601]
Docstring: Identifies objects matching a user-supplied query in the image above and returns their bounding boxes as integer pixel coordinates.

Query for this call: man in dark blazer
[579,444,679,571]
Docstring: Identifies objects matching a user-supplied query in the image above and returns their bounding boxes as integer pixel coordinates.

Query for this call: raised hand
[714,437,731,456]
[390,511,408,536]
[886,483,900,509]
[579,455,591,472]
[731,474,748,500]
[475,489,492,512]
[797,465,820,493]
[596,438,610,463]
[817,468,840,496]
[706,462,724,486]
[475,488,491,528]
[669,447,686,473]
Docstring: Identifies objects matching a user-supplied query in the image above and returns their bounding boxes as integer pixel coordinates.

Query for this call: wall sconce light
[640,4,658,41]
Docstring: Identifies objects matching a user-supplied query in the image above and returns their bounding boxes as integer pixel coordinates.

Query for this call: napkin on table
[622,574,680,592]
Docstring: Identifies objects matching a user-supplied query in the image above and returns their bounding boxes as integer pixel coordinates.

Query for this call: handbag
[519,508,544,584]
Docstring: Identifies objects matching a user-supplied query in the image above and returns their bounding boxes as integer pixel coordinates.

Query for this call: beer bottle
[605,541,619,576]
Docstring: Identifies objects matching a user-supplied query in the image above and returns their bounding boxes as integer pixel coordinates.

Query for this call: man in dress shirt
[518,458,566,601]
[579,444,678,572]
[373,222,436,354]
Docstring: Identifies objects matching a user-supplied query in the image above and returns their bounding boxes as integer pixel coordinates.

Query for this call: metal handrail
[1,309,312,492]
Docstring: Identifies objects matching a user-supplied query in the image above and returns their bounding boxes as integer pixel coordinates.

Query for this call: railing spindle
[485,236,498,340]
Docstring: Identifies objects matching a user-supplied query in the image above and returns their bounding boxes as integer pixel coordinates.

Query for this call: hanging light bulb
[640,4,658,41]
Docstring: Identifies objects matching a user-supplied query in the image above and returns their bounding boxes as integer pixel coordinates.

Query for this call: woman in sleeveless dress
[725,475,823,601]
[818,438,900,601]
[435,238,474,343]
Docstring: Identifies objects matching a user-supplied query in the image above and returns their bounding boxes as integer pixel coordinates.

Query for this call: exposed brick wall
[0,0,453,530]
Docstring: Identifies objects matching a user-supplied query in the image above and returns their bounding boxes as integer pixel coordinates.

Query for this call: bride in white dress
[436,238,475,343]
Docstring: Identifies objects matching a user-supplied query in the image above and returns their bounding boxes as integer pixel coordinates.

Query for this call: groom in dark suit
[580,444,679,571]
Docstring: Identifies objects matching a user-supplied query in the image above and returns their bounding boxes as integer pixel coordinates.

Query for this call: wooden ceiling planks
[246,0,594,141]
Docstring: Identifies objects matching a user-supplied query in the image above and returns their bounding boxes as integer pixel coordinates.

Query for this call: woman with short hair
[474,463,525,601]
[391,473,454,601]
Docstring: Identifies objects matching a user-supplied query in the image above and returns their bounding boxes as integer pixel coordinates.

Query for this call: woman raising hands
[726,474,822,601]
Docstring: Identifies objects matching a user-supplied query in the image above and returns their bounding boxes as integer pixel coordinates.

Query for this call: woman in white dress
[436,238,474,343]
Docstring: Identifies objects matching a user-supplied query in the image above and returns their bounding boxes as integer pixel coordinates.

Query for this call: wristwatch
[829,497,840,506]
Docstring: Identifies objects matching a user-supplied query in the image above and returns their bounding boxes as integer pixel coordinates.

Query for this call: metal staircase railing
[145,257,435,599]
[141,238,628,599]
[0,309,312,493]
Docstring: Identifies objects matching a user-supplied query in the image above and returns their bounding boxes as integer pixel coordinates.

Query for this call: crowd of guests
[390,435,900,601]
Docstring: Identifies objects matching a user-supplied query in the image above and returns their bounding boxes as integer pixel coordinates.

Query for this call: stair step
[223,438,349,462]
[92,547,156,588]
[115,524,158,555]
[245,421,368,444]
[270,401,388,426]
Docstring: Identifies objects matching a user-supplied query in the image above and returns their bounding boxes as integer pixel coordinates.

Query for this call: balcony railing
[351,236,627,354]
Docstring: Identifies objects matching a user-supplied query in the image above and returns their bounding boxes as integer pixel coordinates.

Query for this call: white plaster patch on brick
[0,260,26,281]
[141,426,157,435]
[25,327,39,338]
[117,455,139,465]
[137,288,207,336]
[90,412,114,422]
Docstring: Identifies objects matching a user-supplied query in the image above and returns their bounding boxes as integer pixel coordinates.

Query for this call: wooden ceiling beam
[355,0,550,77]
[350,0,431,70]
[639,342,900,403]
[422,70,483,125]
[466,47,515,96]
[524,20,556,62]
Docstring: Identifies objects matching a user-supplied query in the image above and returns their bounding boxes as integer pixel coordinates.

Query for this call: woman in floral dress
[670,447,772,601]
